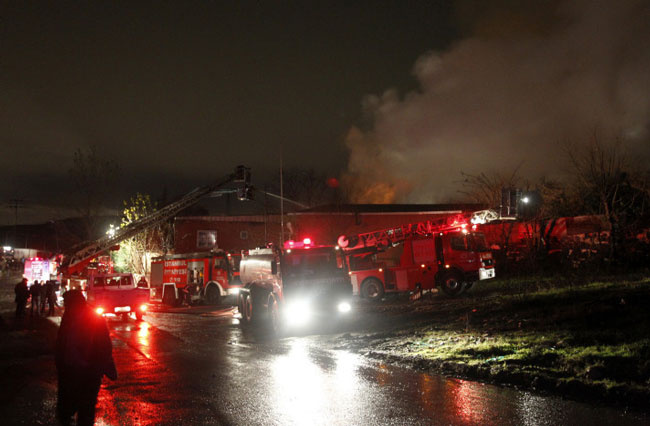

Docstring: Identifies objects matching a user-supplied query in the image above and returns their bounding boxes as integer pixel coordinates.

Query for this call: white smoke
[345,0,650,203]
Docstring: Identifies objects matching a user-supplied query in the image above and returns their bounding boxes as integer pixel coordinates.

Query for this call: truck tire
[267,292,282,336]
[205,283,221,305]
[241,291,261,325]
[441,271,465,297]
[237,293,246,320]
[361,278,384,302]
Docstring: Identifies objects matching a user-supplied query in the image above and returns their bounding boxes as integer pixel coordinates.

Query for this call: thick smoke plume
[344,0,650,203]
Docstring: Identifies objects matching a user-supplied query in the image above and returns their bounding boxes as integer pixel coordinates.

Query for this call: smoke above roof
[344,0,650,203]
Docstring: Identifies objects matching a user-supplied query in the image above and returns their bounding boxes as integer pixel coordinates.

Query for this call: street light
[106,224,116,238]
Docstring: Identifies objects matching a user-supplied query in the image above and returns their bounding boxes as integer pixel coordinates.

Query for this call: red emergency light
[283,237,315,250]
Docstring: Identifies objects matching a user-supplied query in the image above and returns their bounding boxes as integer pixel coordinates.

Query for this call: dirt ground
[0,271,60,425]
[331,272,650,411]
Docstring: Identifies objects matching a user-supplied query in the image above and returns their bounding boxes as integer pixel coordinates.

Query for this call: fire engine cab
[151,250,242,306]
[238,238,352,335]
[339,213,496,300]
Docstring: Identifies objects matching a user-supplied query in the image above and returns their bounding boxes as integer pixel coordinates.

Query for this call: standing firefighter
[30,280,41,316]
[14,278,29,318]
[45,280,58,316]
[55,290,117,426]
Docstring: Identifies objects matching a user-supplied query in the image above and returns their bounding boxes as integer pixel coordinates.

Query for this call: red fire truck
[23,257,57,284]
[339,212,496,300]
[238,238,352,335]
[150,250,242,306]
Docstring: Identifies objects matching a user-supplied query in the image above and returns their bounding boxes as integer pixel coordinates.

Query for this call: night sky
[2,1,649,224]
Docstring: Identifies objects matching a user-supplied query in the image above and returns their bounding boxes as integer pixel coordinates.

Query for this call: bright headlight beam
[285,300,312,326]
[337,302,351,313]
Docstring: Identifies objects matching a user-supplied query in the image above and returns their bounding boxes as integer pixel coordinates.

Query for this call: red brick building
[173,215,282,253]
[286,204,485,247]
[173,204,484,253]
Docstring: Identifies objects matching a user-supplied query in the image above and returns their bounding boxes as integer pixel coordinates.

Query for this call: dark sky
[1,1,457,224]
[3,1,649,225]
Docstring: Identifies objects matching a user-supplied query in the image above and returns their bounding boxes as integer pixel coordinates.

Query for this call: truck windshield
[94,276,133,287]
[469,233,488,251]
[284,250,341,276]
[450,233,489,252]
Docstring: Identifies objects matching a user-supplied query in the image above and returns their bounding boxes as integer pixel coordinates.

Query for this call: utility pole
[280,149,284,245]
[8,199,24,248]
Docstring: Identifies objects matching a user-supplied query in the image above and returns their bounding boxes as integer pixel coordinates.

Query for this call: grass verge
[343,273,650,409]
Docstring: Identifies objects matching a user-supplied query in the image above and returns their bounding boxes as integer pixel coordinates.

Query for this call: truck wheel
[267,293,281,336]
[205,284,221,305]
[361,278,384,302]
[237,294,246,320]
[241,293,256,325]
[441,272,465,296]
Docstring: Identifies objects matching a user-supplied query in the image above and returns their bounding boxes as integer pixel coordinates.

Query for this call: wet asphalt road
[94,306,649,426]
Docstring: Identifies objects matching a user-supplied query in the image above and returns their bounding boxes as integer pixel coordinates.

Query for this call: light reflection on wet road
[96,309,649,425]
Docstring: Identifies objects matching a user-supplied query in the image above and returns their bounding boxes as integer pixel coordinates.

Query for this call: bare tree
[68,146,120,240]
[566,135,649,261]
[112,193,167,278]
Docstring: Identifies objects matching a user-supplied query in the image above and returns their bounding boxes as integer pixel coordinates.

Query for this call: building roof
[175,215,281,223]
[290,203,486,215]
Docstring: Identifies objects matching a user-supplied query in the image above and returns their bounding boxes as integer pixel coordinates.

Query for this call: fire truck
[23,256,57,284]
[237,238,352,335]
[150,250,242,306]
[338,211,497,300]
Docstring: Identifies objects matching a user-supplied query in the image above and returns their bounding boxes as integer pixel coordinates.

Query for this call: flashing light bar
[283,237,315,250]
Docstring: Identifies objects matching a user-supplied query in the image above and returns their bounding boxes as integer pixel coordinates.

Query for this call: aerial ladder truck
[338,210,499,300]
[54,166,252,301]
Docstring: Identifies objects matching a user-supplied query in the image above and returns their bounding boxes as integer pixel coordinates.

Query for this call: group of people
[14,277,59,318]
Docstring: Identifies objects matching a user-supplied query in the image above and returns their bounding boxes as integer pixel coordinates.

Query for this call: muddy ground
[328,272,650,410]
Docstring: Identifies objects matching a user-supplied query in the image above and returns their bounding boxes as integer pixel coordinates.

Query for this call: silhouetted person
[30,280,42,317]
[40,280,48,314]
[56,290,117,426]
[14,278,29,319]
[45,280,59,316]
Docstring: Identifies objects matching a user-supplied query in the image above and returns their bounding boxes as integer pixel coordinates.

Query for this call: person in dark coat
[30,280,42,316]
[45,280,59,316]
[55,290,117,426]
[14,278,29,318]
[40,280,48,314]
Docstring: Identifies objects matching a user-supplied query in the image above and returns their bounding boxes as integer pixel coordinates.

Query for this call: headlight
[229,287,240,295]
[337,302,351,313]
[284,300,311,326]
